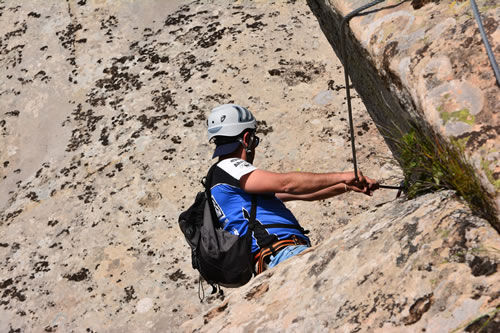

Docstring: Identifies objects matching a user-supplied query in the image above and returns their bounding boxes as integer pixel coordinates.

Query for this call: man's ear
[242,131,251,146]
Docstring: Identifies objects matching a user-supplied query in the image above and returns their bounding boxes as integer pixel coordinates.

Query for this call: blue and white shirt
[210,158,309,253]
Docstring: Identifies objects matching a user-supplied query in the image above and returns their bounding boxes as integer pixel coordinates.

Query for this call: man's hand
[345,171,379,196]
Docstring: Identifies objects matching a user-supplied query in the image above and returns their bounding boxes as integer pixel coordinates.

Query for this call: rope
[469,0,500,86]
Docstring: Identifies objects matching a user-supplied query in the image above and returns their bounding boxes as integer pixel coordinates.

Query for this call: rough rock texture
[306,0,500,210]
[0,0,401,331]
[182,191,500,332]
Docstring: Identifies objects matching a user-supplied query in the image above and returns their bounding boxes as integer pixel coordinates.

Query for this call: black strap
[203,163,220,223]
[248,195,258,231]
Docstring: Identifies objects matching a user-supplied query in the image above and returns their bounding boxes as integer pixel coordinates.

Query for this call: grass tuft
[384,123,498,232]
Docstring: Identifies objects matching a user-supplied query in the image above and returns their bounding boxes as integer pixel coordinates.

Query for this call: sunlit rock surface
[183,191,500,332]
[307,0,500,210]
[0,0,401,331]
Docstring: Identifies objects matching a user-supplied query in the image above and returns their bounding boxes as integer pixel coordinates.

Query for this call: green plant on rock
[439,108,475,126]
[481,158,500,191]
[384,123,498,231]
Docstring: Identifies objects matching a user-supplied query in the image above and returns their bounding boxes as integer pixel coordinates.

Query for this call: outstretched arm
[240,169,379,199]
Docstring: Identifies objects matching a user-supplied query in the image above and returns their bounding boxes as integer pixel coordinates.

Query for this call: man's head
[207,104,259,161]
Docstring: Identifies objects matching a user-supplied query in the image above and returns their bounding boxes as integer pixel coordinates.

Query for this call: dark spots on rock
[309,250,336,277]
[178,54,196,81]
[100,15,118,43]
[417,263,433,272]
[4,21,28,41]
[34,70,51,83]
[336,300,359,321]
[34,261,50,273]
[8,326,21,333]
[461,37,474,49]
[168,269,187,282]
[269,60,325,86]
[383,41,398,68]
[1,280,27,304]
[403,294,433,325]
[268,69,281,76]
[397,222,418,242]
[76,38,87,43]
[183,120,194,127]
[203,300,229,324]
[137,114,168,131]
[28,12,41,18]
[63,104,104,151]
[164,12,197,27]
[115,163,123,171]
[0,278,14,289]
[40,45,48,51]
[152,88,177,112]
[95,65,142,92]
[256,120,273,135]
[77,185,97,203]
[469,256,497,277]
[396,222,420,267]
[410,0,436,10]
[171,136,181,144]
[456,125,500,151]
[63,268,90,282]
[25,191,39,202]
[197,23,229,49]
[152,70,167,78]
[246,21,266,31]
[415,42,430,61]
[0,243,8,247]
[5,110,19,117]
[356,122,370,136]
[163,148,176,160]
[99,127,110,146]
[56,22,83,50]
[123,286,136,303]
[77,0,87,5]
[482,16,498,37]
[245,282,269,300]
[56,228,70,237]
[195,60,212,72]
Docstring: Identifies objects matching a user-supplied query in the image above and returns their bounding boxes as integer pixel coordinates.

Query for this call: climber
[206,103,379,274]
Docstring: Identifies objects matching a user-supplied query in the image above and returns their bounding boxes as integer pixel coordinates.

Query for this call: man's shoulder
[217,158,257,181]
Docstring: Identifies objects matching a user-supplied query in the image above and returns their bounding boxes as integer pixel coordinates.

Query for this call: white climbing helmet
[207,104,256,141]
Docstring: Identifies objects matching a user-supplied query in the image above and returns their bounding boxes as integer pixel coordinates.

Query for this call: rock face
[182,191,500,332]
[0,0,400,332]
[306,0,500,210]
[1,0,498,332]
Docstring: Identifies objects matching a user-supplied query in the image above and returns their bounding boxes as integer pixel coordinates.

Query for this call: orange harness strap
[254,236,308,274]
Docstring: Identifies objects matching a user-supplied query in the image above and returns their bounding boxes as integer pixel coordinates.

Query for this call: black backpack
[178,164,258,293]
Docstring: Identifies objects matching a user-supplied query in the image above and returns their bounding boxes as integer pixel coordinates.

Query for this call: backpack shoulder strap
[203,162,219,191]
[203,163,220,223]
[248,195,258,230]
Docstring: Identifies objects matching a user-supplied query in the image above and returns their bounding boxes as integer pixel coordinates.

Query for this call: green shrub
[385,124,498,231]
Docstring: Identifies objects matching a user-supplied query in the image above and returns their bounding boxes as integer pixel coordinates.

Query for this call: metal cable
[470,0,500,86]
[340,0,386,182]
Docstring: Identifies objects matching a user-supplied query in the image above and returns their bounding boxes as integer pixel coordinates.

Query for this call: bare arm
[276,183,347,202]
[240,169,353,195]
[240,169,379,198]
